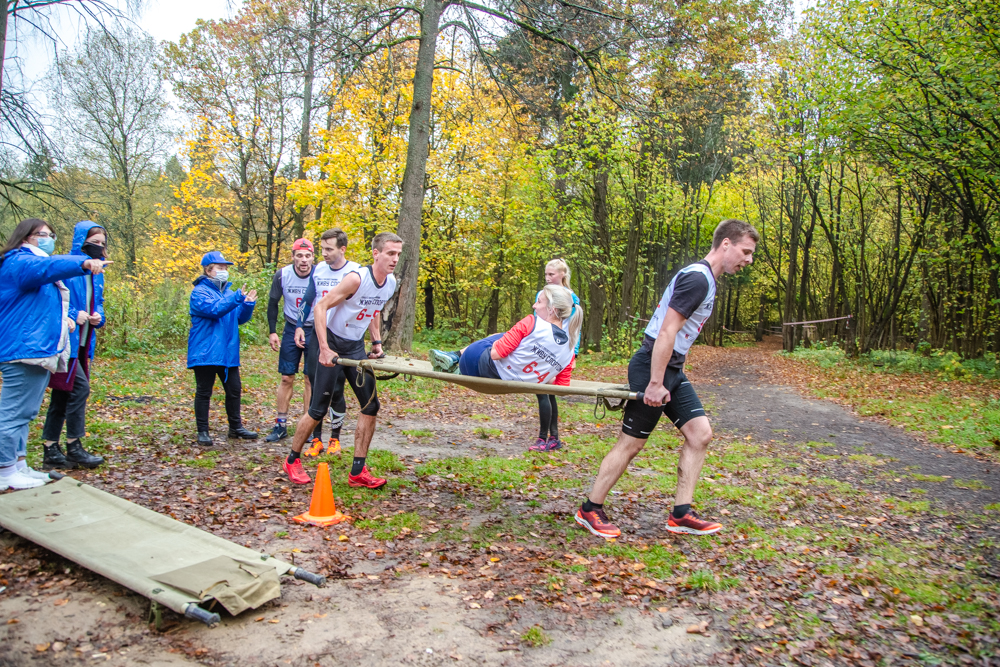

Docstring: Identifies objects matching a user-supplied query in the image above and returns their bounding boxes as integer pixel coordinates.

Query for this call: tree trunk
[0,2,9,96]
[424,279,435,329]
[292,4,317,240]
[382,0,443,352]
[587,167,611,351]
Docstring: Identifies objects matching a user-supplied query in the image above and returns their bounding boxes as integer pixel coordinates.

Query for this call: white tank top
[644,262,716,355]
[312,260,361,302]
[280,264,313,324]
[495,316,575,385]
[326,266,396,341]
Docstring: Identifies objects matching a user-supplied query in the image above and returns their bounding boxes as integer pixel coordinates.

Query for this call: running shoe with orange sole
[302,437,324,457]
[326,437,341,456]
[666,510,722,535]
[283,458,311,485]
[348,466,386,489]
[575,506,621,539]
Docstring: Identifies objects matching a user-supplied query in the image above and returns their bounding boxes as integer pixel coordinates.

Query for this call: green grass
[847,454,885,466]
[180,450,221,468]
[356,511,422,539]
[473,427,503,439]
[686,568,739,592]
[984,503,1000,512]
[521,626,551,648]
[402,429,434,438]
[953,479,990,491]
[911,473,947,482]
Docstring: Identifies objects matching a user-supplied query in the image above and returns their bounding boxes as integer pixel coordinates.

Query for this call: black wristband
[371,340,382,345]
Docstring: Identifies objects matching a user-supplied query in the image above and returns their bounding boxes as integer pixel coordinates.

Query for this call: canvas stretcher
[336,355,640,407]
[0,478,324,626]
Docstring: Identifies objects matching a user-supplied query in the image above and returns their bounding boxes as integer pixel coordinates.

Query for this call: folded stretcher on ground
[0,478,324,626]
[336,356,638,409]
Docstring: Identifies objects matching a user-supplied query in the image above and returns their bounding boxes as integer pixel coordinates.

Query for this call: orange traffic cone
[293,462,348,526]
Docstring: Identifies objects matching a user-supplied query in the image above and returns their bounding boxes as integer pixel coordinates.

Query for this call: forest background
[1,0,997,366]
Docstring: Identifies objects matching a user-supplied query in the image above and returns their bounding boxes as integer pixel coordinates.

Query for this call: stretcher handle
[184,603,220,626]
[634,392,668,406]
[291,567,326,587]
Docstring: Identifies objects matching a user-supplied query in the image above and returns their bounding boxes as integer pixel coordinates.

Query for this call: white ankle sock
[0,465,17,478]
[15,460,27,472]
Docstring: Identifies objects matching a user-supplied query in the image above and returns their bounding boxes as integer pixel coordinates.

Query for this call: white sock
[16,460,27,472]
[0,465,17,478]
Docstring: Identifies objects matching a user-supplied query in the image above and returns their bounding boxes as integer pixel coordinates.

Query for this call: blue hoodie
[0,245,89,364]
[187,275,256,368]
[59,220,106,360]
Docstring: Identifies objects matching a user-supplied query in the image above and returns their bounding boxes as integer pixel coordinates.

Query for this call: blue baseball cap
[201,250,234,267]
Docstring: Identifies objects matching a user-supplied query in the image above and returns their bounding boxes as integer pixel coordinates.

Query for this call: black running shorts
[308,330,380,419]
[621,342,706,438]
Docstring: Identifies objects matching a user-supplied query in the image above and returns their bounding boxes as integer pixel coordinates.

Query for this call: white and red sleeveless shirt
[313,260,361,301]
[326,266,396,341]
[279,264,313,324]
[644,261,716,356]
[495,315,575,385]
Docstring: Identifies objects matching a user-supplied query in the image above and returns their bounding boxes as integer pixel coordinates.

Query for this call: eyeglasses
[32,232,57,240]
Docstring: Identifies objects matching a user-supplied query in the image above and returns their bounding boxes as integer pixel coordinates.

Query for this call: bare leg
[291,413,320,453]
[302,375,312,414]
[587,434,647,504]
[673,416,713,506]
[352,414,376,458]
[276,374,294,414]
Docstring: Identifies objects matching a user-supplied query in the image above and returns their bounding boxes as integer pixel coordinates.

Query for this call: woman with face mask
[188,251,258,446]
[40,221,109,470]
[0,218,109,490]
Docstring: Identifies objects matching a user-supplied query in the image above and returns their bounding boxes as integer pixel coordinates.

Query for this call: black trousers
[42,365,91,442]
[192,365,242,432]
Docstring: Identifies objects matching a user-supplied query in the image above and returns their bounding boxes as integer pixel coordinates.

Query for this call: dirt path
[688,341,1000,512]
[0,343,997,666]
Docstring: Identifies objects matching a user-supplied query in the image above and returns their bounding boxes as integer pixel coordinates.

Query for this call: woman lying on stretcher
[429,285,583,387]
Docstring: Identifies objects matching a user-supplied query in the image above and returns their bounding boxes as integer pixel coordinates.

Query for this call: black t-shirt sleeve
[667,271,710,319]
[266,271,282,334]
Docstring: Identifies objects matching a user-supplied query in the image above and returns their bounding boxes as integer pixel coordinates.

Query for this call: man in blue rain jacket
[188,251,258,446]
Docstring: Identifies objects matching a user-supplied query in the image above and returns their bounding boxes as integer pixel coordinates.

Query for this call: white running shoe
[0,470,46,490]
[19,466,52,483]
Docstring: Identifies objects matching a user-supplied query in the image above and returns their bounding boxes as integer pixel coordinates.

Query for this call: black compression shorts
[621,340,706,438]
[308,330,380,419]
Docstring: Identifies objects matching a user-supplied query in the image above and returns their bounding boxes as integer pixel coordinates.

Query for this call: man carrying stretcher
[575,219,759,539]
[281,232,402,489]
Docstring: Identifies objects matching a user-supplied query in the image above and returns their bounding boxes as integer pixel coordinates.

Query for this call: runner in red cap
[264,238,322,443]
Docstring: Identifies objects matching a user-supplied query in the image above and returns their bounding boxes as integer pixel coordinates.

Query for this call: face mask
[37,237,56,255]
[82,242,105,260]
[214,270,229,283]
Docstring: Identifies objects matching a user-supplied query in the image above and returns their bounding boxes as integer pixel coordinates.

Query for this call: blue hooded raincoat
[0,246,89,364]
[187,275,256,369]
[60,220,106,360]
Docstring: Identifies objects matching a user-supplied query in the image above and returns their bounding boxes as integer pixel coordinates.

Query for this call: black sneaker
[42,442,70,470]
[264,423,288,442]
[65,439,104,469]
[228,426,258,440]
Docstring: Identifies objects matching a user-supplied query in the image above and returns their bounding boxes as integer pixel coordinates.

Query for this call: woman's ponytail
[543,284,583,351]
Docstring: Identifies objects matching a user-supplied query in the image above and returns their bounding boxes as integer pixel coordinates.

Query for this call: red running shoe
[283,458,311,485]
[348,465,386,489]
[303,438,324,457]
[666,510,723,535]
[575,506,621,539]
[326,437,341,456]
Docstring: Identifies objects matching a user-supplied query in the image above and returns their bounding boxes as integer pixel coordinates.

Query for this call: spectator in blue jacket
[189,251,258,446]
[41,221,108,470]
[0,218,108,490]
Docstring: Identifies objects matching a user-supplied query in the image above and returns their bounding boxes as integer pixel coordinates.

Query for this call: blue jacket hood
[71,220,106,254]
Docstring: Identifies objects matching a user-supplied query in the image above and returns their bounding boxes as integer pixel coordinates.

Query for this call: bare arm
[644,308,687,406]
[367,314,383,358]
[313,273,361,364]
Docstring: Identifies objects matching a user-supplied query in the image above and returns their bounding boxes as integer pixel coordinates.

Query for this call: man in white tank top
[282,232,403,491]
[294,229,362,456]
[575,219,759,541]
[264,239,317,444]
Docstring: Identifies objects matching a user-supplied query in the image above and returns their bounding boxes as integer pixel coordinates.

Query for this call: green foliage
[356,512,422,540]
[520,626,550,648]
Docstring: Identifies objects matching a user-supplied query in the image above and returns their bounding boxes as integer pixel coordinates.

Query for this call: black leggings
[42,364,91,442]
[193,366,242,432]
[537,394,559,439]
